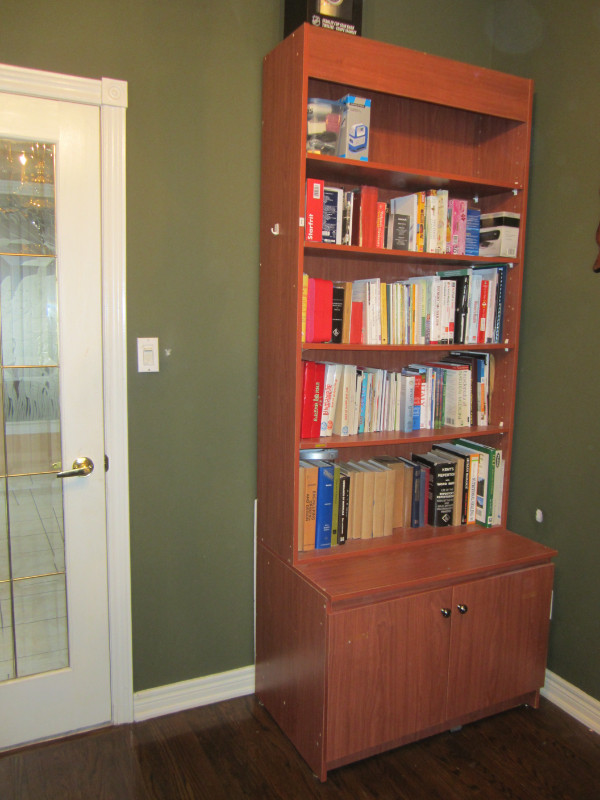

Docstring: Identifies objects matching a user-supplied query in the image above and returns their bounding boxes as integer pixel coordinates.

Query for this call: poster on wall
[284,0,362,38]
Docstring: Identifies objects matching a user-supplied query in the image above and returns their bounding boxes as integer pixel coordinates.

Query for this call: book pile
[302,265,507,346]
[301,354,494,439]
[298,439,505,550]
[305,180,483,256]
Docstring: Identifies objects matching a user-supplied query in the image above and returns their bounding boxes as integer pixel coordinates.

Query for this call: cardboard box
[479,212,520,258]
[284,0,362,38]
[337,94,371,161]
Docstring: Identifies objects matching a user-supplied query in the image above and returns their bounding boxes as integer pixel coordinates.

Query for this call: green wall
[488,1,600,701]
[1,1,597,701]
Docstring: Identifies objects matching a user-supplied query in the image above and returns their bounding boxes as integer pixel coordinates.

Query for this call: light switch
[137,337,159,372]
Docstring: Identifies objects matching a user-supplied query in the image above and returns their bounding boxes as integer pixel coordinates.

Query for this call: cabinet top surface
[269,24,533,123]
[296,530,556,607]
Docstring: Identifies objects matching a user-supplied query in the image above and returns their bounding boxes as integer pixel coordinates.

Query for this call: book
[447,198,468,254]
[435,189,449,253]
[298,460,318,550]
[452,439,491,527]
[372,456,413,528]
[336,468,350,544]
[430,447,464,525]
[395,456,421,527]
[297,461,305,550]
[432,442,479,524]
[301,273,309,343]
[313,460,335,548]
[359,185,379,248]
[465,208,480,256]
[454,439,503,527]
[322,186,343,244]
[300,361,316,439]
[389,193,418,250]
[375,201,387,248]
[412,451,456,526]
[305,277,333,343]
[386,213,410,250]
[331,462,340,546]
[338,462,363,540]
[305,178,324,242]
[320,362,343,437]
[425,189,438,253]
[332,364,356,436]
[331,283,344,343]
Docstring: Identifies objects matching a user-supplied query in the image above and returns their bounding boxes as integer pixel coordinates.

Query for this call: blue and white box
[337,94,371,161]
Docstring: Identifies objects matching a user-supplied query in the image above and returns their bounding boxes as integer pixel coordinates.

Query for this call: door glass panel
[0,138,67,681]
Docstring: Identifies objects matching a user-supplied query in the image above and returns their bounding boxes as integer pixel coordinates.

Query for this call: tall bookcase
[256,25,556,781]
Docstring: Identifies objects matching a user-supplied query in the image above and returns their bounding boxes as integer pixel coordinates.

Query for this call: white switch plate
[137,337,159,372]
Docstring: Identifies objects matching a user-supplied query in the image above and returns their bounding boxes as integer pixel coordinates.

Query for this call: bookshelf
[256,24,556,781]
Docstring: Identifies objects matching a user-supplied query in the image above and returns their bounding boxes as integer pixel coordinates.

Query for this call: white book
[319,362,343,437]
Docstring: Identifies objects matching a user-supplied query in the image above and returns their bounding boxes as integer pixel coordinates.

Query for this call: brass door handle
[56,457,94,478]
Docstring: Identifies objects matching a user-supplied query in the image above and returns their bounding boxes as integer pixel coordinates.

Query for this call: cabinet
[256,25,556,781]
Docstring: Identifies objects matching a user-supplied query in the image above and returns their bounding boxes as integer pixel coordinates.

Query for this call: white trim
[0,64,133,726]
[133,666,256,723]
[0,63,102,106]
[542,670,600,733]
[101,94,133,724]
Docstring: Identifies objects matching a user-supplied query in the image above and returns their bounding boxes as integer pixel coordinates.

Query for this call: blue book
[314,461,335,549]
[465,208,480,256]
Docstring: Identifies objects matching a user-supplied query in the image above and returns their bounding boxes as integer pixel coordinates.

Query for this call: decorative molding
[133,666,256,723]
[101,77,128,109]
[0,62,102,105]
[542,670,600,733]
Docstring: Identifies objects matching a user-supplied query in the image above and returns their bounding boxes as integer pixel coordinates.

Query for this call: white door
[0,91,111,747]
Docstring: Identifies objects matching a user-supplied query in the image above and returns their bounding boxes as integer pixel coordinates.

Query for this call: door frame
[0,63,133,725]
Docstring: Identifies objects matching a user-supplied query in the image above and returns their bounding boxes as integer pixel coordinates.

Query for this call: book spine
[305,179,324,242]
[314,463,334,549]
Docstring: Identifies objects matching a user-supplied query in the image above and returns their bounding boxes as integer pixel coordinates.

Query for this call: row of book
[303,266,507,346]
[306,180,486,255]
[299,440,505,551]
[301,352,493,439]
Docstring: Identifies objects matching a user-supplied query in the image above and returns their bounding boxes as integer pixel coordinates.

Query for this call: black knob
[457,604,468,614]
[441,608,452,618]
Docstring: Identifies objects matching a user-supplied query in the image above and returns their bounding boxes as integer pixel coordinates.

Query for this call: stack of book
[301,354,493,438]
[305,180,483,256]
[301,265,507,346]
[298,440,504,551]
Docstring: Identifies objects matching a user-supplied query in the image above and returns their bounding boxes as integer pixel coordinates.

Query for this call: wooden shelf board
[296,529,557,609]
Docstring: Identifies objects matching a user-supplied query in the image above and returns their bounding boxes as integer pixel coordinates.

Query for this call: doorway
[0,65,131,748]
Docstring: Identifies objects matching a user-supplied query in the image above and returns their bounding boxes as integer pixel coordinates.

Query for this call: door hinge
[104,454,109,472]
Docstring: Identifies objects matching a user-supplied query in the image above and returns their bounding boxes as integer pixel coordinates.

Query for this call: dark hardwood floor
[1,695,599,799]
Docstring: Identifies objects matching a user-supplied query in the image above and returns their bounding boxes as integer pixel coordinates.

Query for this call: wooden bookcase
[256,24,556,781]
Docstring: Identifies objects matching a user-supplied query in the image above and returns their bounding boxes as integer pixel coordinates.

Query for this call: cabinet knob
[440,608,452,618]
[457,604,468,615]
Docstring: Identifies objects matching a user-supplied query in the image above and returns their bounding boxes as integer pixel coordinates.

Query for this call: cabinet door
[447,565,554,720]
[326,587,451,763]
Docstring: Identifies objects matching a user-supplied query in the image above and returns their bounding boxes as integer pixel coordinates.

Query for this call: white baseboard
[132,664,600,737]
[133,665,255,722]
[542,670,600,734]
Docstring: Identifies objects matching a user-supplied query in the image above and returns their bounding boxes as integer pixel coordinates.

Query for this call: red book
[350,302,363,344]
[305,278,315,343]
[301,361,316,438]
[311,362,326,438]
[359,185,378,248]
[375,201,387,248]
[477,279,489,344]
[312,278,333,343]
[305,179,324,242]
